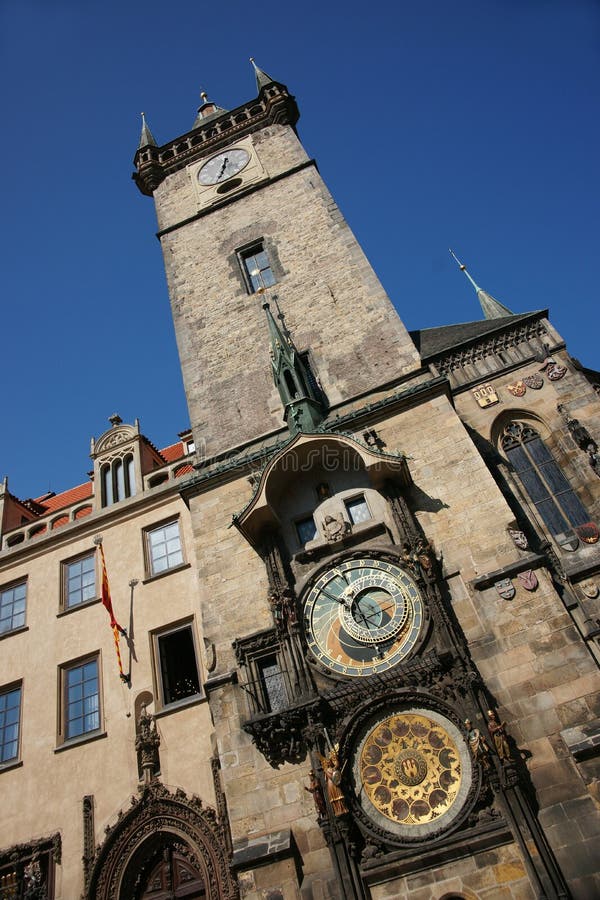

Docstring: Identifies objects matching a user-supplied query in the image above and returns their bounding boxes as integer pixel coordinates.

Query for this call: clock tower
[132,62,597,900]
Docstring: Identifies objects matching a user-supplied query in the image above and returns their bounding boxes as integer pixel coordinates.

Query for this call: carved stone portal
[85,783,238,900]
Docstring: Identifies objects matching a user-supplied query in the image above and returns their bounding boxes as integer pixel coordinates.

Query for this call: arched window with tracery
[501,421,589,537]
[101,454,137,507]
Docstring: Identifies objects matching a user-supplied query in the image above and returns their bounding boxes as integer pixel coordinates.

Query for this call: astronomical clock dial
[352,708,473,840]
[197,148,250,185]
[303,558,424,677]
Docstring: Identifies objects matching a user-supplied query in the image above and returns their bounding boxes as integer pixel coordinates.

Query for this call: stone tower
[132,63,600,900]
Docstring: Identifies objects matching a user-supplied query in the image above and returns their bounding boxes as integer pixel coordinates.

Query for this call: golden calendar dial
[352,709,473,840]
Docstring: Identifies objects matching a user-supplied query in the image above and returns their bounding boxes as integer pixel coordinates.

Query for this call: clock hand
[217,157,229,180]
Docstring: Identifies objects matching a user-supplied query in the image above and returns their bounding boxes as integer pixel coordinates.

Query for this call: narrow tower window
[239,242,276,293]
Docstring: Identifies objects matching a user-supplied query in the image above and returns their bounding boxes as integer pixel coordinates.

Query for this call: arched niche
[234,433,409,548]
[86,784,238,900]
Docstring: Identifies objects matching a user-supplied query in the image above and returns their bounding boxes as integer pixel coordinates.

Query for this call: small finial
[449,248,467,272]
[109,414,123,427]
[93,534,103,546]
[200,90,208,103]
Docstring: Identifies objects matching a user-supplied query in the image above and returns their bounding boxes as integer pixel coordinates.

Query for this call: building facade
[1,63,600,899]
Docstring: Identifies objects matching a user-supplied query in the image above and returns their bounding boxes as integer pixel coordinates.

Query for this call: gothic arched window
[501,422,589,536]
[101,454,136,507]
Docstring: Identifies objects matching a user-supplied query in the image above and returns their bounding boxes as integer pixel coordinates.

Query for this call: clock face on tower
[303,557,424,677]
[198,148,250,185]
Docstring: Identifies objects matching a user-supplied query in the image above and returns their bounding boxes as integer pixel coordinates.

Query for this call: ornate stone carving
[508,528,529,550]
[435,319,547,376]
[465,720,492,772]
[322,513,351,542]
[85,782,237,900]
[82,795,95,889]
[487,710,513,764]
[243,703,317,765]
[305,769,327,820]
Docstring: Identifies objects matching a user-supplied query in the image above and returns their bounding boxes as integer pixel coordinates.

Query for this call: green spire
[138,112,157,150]
[192,90,228,129]
[449,249,513,319]
[262,294,325,435]
[250,57,277,92]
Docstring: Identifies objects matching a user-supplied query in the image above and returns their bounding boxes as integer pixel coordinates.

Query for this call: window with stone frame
[61,551,96,610]
[344,494,372,525]
[0,682,22,766]
[233,629,291,718]
[144,519,184,578]
[0,580,27,636]
[238,241,276,293]
[59,655,102,744]
[0,834,59,900]
[152,621,201,709]
[501,421,590,538]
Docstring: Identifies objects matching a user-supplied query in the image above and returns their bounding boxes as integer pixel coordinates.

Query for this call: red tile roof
[35,481,93,513]
[160,441,186,463]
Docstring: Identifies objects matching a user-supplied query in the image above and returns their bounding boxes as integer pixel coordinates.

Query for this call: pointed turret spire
[138,112,157,150]
[250,58,277,92]
[262,293,325,435]
[449,249,513,319]
[192,90,228,130]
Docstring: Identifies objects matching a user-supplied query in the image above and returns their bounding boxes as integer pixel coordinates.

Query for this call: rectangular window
[63,553,96,610]
[146,520,184,577]
[0,582,26,635]
[257,654,287,713]
[239,243,276,293]
[296,515,317,545]
[345,496,372,525]
[0,684,22,764]
[61,656,100,741]
[154,623,201,708]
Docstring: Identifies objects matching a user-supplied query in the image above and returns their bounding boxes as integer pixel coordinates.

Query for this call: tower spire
[138,112,157,150]
[262,293,325,435]
[250,57,277,92]
[449,249,513,319]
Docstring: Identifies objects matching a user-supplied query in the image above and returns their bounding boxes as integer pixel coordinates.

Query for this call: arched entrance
[86,784,238,900]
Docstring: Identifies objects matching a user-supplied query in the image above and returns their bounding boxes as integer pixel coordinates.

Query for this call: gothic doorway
[127,834,206,898]
[86,784,238,900]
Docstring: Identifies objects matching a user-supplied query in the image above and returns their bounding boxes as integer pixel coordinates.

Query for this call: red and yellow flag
[98,542,128,682]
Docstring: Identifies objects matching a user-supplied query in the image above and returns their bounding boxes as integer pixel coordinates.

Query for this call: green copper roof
[449,249,513,319]
[250,57,277,92]
[138,112,157,150]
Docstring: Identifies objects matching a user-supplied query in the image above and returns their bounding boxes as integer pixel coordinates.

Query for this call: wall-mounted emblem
[473,384,499,408]
[575,522,599,545]
[495,578,515,600]
[540,357,568,381]
[517,570,538,592]
[508,528,529,550]
[507,381,526,398]
[579,580,599,600]
[556,532,579,552]
[523,374,544,390]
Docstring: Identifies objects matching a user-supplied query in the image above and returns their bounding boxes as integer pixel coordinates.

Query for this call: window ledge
[54,730,107,753]
[57,597,101,618]
[0,625,28,642]
[142,562,191,585]
[154,694,204,719]
[0,759,23,775]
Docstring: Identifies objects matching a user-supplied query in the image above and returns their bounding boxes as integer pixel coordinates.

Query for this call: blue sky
[1,0,598,499]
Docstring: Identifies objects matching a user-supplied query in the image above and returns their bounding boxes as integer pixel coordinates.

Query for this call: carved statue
[135,706,161,784]
[304,770,327,819]
[318,747,348,816]
[465,719,491,771]
[401,539,433,579]
[487,709,512,763]
[23,859,45,900]
[322,514,350,543]
[588,444,600,477]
